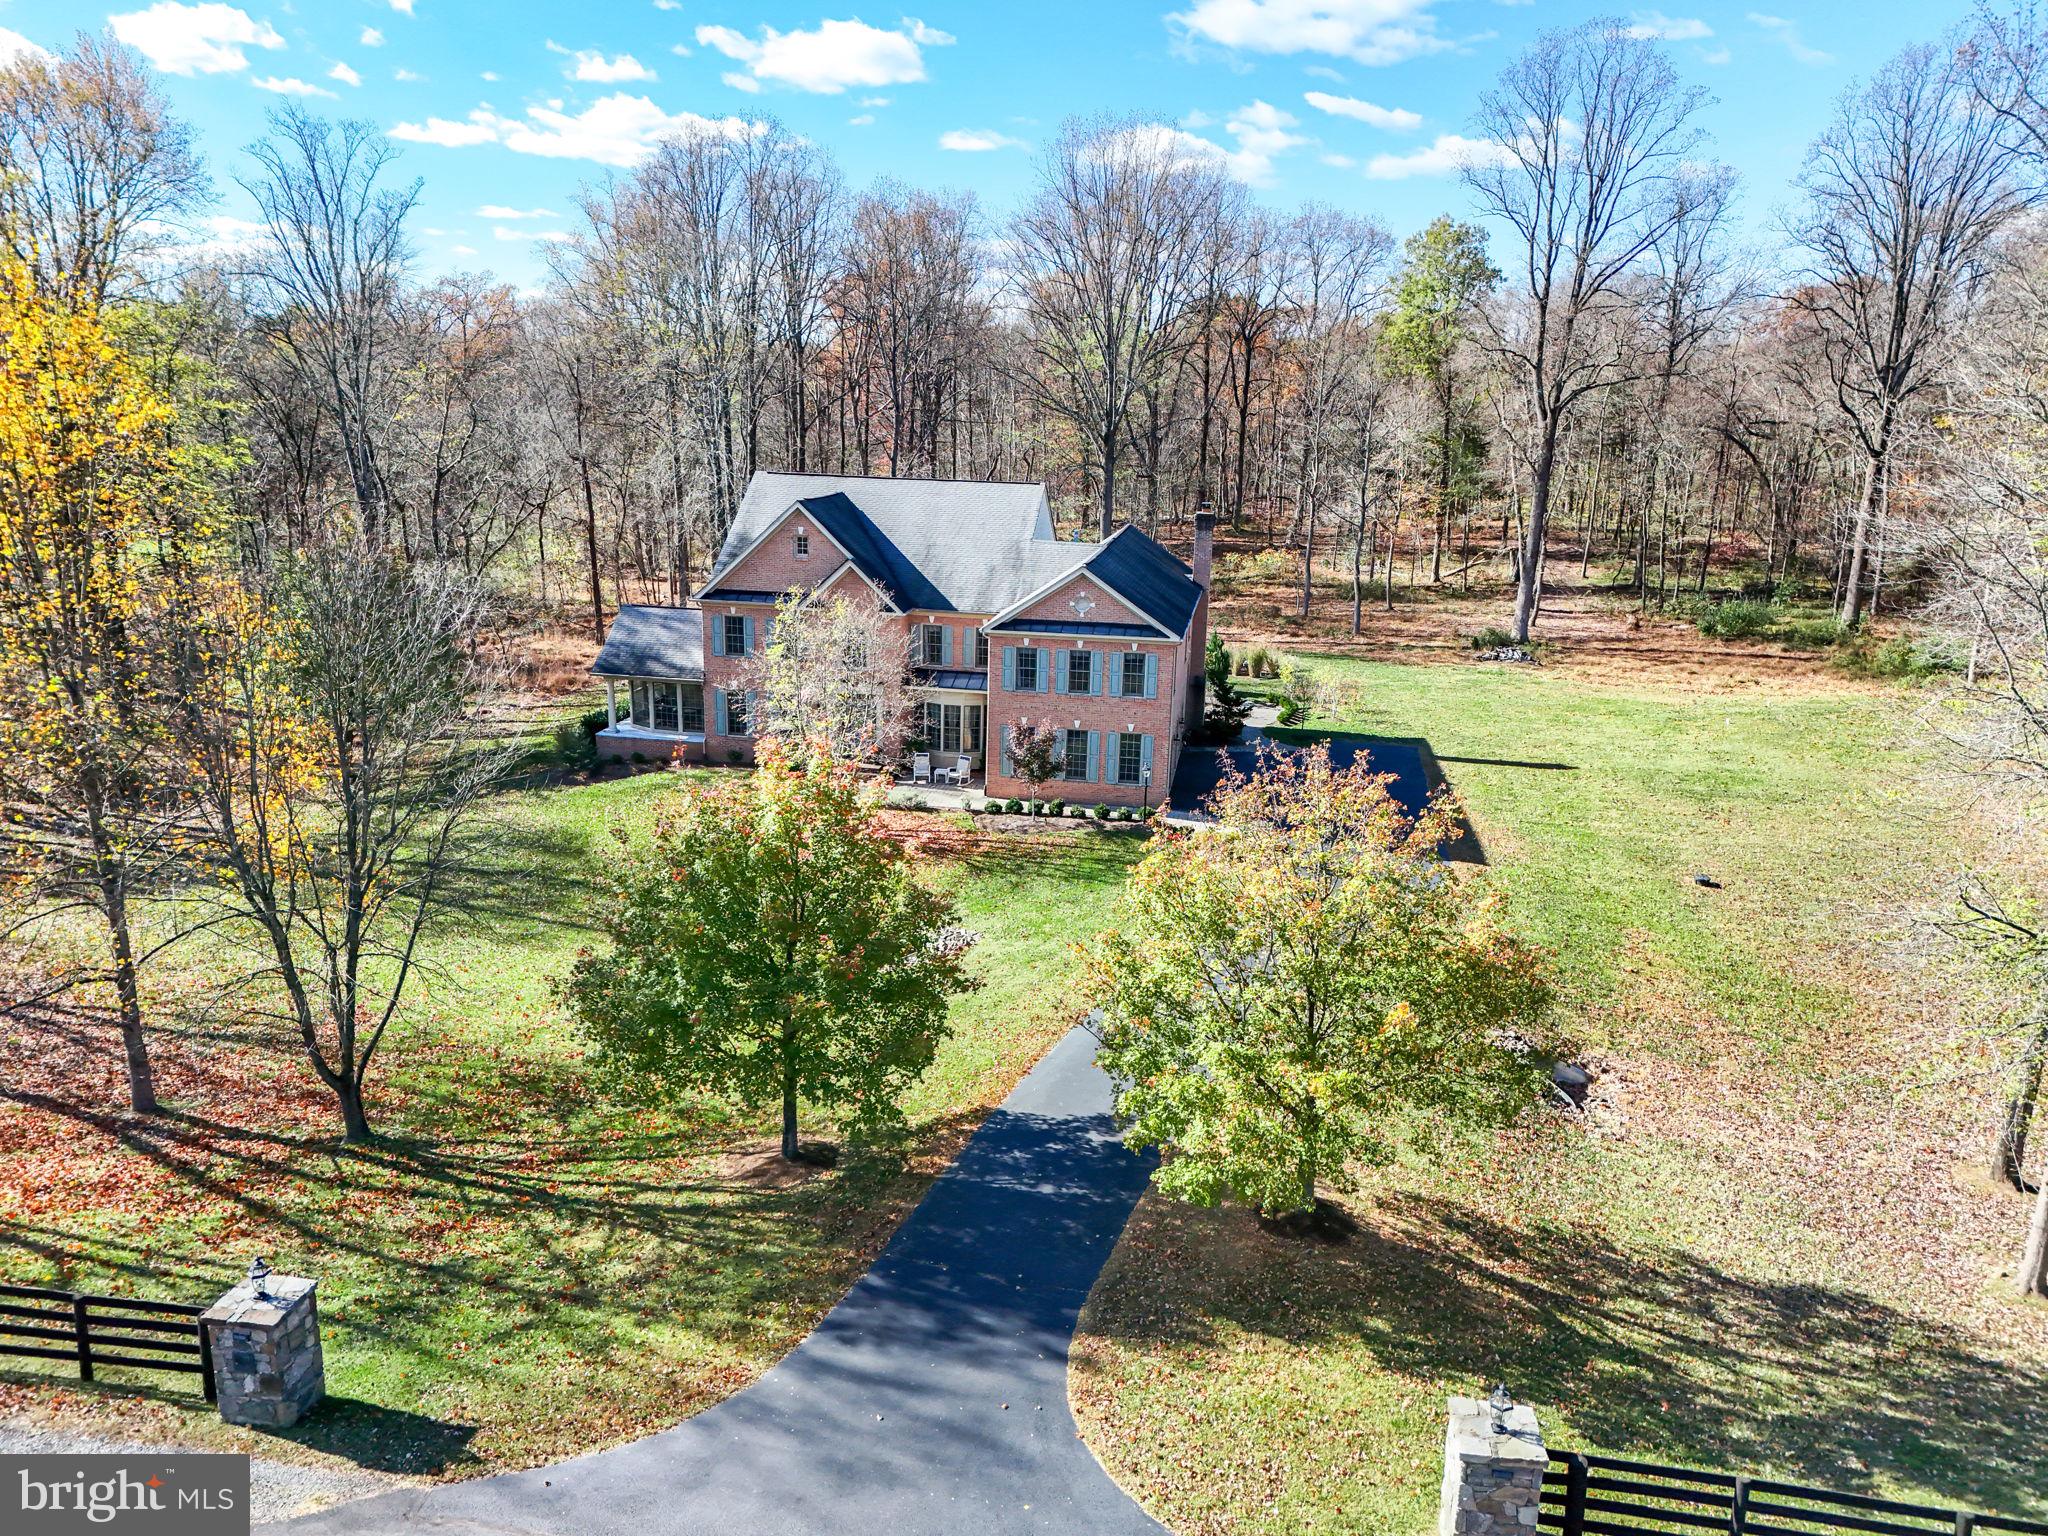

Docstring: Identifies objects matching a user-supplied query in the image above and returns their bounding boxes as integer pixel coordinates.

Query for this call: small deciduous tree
[738,590,913,764]
[563,740,978,1162]
[1005,721,1060,811]
[1080,744,1551,1216]
[177,542,503,1141]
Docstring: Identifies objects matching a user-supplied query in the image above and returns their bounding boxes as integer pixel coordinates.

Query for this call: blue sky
[0,0,1979,289]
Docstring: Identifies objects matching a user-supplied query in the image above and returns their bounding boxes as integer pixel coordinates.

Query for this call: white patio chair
[951,753,974,785]
[912,753,932,784]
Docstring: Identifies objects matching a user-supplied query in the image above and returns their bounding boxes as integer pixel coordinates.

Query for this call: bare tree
[1793,40,2034,626]
[242,107,420,546]
[738,591,914,763]
[1463,19,1716,642]
[177,542,505,1141]
[1011,116,1236,536]
[0,31,208,305]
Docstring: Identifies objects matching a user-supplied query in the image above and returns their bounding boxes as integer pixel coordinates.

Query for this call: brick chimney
[1191,501,1215,594]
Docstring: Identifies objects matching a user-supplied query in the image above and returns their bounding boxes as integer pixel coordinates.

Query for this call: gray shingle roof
[591,605,704,680]
[702,472,1204,637]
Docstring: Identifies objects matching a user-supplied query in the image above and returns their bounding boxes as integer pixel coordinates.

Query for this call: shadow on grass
[270,1396,480,1475]
[1089,1190,2048,1518]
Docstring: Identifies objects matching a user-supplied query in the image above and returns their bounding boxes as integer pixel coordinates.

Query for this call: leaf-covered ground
[0,768,1144,1478]
[1071,645,2048,1536]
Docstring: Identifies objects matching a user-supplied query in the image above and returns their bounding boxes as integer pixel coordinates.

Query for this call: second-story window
[794,531,810,558]
[1066,649,1093,694]
[974,631,989,668]
[918,623,947,666]
[1014,648,1040,691]
[722,614,747,656]
[1122,652,1147,696]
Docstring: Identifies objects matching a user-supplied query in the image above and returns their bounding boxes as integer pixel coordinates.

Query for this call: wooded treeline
[23,14,2048,657]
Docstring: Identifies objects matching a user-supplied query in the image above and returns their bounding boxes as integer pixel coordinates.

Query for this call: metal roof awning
[914,669,989,691]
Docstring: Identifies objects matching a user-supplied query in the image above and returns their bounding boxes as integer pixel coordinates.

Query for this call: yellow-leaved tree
[0,256,211,1113]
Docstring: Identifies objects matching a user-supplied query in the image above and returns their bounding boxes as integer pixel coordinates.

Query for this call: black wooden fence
[0,1282,214,1401]
[1541,1452,2048,1536]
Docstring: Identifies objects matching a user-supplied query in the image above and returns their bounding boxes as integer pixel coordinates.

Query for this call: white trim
[598,723,707,744]
[690,501,877,605]
[794,559,900,614]
[980,542,1180,639]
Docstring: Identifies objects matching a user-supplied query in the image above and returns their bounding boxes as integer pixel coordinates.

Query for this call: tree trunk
[1099,429,1117,539]
[104,897,157,1116]
[1839,447,1883,628]
[1995,1010,2048,1189]
[337,1076,373,1143]
[781,1059,800,1161]
[2021,1169,2048,1297]
[1512,429,1559,644]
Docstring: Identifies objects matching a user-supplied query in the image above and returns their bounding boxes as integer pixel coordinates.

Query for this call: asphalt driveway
[269,1026,1164,1536]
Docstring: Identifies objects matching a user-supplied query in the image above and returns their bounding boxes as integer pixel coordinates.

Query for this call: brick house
[591,471,1215,808]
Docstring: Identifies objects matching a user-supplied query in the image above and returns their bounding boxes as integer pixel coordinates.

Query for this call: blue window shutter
[1088,651,1101,696]
[999,725,1014,775]
[743,616,756,654]
[1002,646,1016,690]
[714,688,728,734]
[1053,650,1068,695]
[710,621,724,658]
[1107,653,1122,697]
[1144,653,1158,699]
[941,626,954,665]
[964,626,979,667]
[1141,734,1154,780]
[1036,648,1049,691]
[1087,730,1100,782]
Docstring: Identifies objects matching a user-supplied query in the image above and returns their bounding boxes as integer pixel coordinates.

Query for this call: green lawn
[1072,655,2048,1536]
[0,767,1144,1474]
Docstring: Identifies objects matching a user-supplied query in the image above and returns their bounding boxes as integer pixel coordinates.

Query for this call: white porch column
[605,678,618,729]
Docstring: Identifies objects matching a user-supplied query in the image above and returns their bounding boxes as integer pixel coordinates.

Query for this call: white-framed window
[678,683,704,732]
[727,690,751,735]
[1013,647,1040,691]
[1121,652,1147,696]
[1116,733,1144,785]
[1061,731,1088,780]
[973,631,989,668]
[1066,650,1093,693]
[794,531,810,558]
[921,701,983,755]
[917,623,947,666]
[629,680,703,734]
[722,613,747,656]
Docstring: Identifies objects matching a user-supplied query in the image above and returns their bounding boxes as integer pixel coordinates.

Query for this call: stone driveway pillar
[202,1264,325,1429]
[1438,1391,1547,1536]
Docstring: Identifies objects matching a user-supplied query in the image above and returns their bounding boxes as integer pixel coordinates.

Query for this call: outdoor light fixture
[246,1256,273,1300]
[1489,1382,1514,1434]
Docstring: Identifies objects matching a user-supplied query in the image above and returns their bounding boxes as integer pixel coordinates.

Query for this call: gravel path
[0,1419,406,1525]
[266,1024,1164,1536]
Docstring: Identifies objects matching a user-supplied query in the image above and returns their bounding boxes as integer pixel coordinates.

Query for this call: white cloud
[108,3,284,76]
[1303,63,1344,81]
[939,128,1024,151]
[361,27,385,46]
[477,204,559,218]
[671,42,692,56]
[654,0,681,7]
[388,0,415,14]
[696,16,950,93]
[480,70,498,81]
[1363,131,1510,179]
[1303,90,1420,130]
[1168,0,1452,68]
[722,71,762,93]
[390,114,500,147]
[549,42,657,83]
[0,28,53,66]
[254,75,336,98]
[1220,99,1306,183]
[494,225,571,242]
[1748,12,1832,65]
[860,94,890,106]
[849,113,875,126]
[1625,11,1711,41]
[393,94,758,166]
[1700,44,1731,64]
[159,213,267,263]
[394,68,424,82]
[328,61,362,87]
[1321,151,1355,167]
[450,244,479,255]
